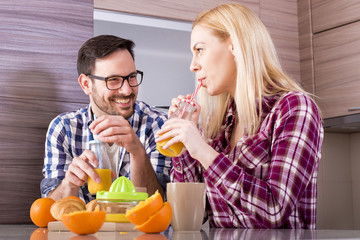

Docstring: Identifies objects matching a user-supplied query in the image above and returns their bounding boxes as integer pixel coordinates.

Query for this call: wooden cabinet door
[94,0,259,22]
[312,0,360,33]
[0,0,92,224]
[314,21,360,119]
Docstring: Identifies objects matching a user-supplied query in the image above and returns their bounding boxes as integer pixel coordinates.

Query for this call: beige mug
[167,182,206,231]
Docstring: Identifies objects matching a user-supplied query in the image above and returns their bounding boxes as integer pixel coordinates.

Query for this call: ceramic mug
[167,182,206,231]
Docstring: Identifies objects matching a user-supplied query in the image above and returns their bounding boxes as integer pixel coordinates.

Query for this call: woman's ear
[228,40,235,55]
[78,74,92,95]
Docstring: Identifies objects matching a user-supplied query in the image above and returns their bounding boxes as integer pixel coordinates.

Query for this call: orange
[30,228,48,240]
[156,137,184,157]
[126,190,163,225]
[30,198,56,228]
[135,202,172,233]
[62,210,106,235]
[66,196,84,203]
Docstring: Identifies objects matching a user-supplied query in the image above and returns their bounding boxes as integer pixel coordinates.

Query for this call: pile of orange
[125,191,172,233]
[30,196,105,235]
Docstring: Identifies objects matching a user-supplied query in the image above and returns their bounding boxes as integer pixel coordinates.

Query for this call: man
[41,35,172,203]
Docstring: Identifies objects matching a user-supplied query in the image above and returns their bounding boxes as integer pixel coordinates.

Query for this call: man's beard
[91,90,136,119]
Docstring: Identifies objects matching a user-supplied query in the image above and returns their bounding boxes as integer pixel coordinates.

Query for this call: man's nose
[118,79,133,95]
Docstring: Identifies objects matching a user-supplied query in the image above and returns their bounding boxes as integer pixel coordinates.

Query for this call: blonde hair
[193,3,306,138]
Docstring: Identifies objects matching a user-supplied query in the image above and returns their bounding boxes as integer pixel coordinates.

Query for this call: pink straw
[179,80,203,118]
[190,80,203,102]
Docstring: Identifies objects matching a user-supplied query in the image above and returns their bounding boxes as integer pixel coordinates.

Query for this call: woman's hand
[168,94,201,124]
[157,96,219,169]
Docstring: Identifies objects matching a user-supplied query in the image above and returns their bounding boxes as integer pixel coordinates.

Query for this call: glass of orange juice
[88,169,112,194]
[156,99,197,157]
[87,140,112,194]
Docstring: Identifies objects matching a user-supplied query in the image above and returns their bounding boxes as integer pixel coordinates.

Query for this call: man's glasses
[87,70,143,90]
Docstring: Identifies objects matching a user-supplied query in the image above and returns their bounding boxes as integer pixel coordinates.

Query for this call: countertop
[3,224,360,240]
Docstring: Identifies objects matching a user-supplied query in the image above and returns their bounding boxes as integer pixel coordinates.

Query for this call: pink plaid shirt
[171,92,324,229]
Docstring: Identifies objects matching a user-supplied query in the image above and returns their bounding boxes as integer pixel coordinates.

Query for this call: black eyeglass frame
[87,70,143,90]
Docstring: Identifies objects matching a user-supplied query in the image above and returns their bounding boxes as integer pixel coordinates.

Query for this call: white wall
[94,10,195,108]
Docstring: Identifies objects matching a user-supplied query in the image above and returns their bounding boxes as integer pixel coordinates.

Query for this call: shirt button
[176,166,181,170]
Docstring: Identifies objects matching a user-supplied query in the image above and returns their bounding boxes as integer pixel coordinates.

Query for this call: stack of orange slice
[125,191,172,233]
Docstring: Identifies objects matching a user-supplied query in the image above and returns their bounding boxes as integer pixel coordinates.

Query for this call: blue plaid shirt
[41,101,172,203]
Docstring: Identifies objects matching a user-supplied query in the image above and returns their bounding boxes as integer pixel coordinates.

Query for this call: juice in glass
[156,135,184,157]
[87,168,112,194]
[156,99,197,157]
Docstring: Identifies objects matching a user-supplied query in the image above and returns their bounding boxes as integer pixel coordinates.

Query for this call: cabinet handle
[348,107,360,112]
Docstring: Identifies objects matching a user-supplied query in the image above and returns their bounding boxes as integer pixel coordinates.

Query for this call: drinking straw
[190,80,203,102]
[179,80,202,118]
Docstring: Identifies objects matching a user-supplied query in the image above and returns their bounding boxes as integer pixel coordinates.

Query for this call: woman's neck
[230,116,244,150]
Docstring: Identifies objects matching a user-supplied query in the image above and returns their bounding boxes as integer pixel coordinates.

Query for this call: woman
[156,3,323,229]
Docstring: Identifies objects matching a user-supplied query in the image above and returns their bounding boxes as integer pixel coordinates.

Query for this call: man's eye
[129,74,137,80]
[108,77,120,82]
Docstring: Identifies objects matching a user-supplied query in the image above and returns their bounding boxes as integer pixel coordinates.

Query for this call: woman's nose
[190,57,200,72]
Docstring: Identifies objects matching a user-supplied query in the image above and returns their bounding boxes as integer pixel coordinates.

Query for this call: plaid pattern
[41,101,172,203]
[171,92,323,229]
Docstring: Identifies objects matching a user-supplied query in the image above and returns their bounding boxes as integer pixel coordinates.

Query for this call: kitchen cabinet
[311,0,360,33]
[313,21,360,119]
[94,0,259,22]
[299,0,360,120]
[0,0,92,224]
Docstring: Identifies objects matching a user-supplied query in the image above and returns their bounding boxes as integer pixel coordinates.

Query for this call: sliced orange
[156,138,184,157]
[126,190,163,225]
[62,210,106,235]
[135,202,172,233]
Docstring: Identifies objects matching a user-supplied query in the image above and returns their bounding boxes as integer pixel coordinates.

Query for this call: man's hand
[65,150,100,187]
[89,115,164,198]
[47,150,99,200]
[89,115,143,154]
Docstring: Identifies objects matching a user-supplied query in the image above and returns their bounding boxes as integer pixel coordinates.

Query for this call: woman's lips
[198,77,206,86]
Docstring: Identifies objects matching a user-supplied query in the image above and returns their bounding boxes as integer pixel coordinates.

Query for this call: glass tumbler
[87,140,112,194]
[156,99,197,157]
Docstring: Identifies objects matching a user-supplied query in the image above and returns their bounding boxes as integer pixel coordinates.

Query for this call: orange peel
[62,210,106,235]
[125,190,163,225]
[135,202,172,233]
